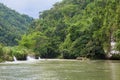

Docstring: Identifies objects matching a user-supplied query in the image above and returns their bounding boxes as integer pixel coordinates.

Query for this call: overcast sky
[0,0,62,18]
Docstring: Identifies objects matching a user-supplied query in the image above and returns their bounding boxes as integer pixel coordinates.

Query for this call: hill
[0,3,33,46]
[19,0,120,59]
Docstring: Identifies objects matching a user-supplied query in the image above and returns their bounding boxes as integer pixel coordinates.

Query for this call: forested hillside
[1,0,120,61]
[18,0,120,59]
[0,3,33,46]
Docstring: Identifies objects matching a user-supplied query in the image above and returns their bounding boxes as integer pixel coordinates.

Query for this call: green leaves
[0,3,33,46]
[17,0,120,59]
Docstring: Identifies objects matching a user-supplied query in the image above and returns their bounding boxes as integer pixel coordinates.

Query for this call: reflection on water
[108,61,120,80]
[0,60,120,80]
[109,61,116,80]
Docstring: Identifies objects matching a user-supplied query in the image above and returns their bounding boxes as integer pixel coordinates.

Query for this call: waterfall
[38,57,41,60]
[13,56,17,62]
[27,56,36,61]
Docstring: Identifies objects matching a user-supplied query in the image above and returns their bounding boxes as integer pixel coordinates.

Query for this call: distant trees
[0,3,33,46]
[18,0,108,59]
[15,0,120,59]
[1,0,120,61]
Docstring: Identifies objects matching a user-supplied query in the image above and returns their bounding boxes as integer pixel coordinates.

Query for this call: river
[0,60,120,80]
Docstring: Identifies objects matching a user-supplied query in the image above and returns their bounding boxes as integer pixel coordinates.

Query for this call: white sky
[0,0,62,18]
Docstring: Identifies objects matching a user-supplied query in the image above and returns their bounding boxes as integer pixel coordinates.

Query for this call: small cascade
[38,57,41,60]
[27,56,36,61]
[13,56,17,62]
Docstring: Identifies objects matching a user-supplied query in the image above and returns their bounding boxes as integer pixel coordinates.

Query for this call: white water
[4,56,43,64]
[38,57,41,60]
[27,56,36,61]
[13,56,17,62]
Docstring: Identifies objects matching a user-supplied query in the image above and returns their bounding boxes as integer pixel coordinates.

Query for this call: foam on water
[13,56,17,62]
[26,56,37,61]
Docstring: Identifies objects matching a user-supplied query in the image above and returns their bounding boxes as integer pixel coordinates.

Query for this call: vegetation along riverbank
[1,0,120,62]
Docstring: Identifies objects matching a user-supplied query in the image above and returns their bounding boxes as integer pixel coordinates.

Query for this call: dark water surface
[0,60,120,80]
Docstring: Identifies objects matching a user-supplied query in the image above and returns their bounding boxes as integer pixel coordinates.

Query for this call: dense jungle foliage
[0,3,33,46]
[18,0,120,59]
[1,0,120,61]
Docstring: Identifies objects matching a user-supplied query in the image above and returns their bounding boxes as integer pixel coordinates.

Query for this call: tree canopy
[0,3,33,46]
[1,0,120,61]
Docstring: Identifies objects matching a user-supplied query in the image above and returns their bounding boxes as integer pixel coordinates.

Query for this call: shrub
[62,49,76,59]
[110,54,120,60]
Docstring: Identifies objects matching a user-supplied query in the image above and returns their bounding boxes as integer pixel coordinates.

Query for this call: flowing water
[0,60,120,80]
[26,56,36,61]
[13,56,17,62]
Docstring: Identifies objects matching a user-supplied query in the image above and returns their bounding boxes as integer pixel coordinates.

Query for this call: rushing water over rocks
[26,56,36,61]
[4,56,42,64]
[13,56,17,62]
